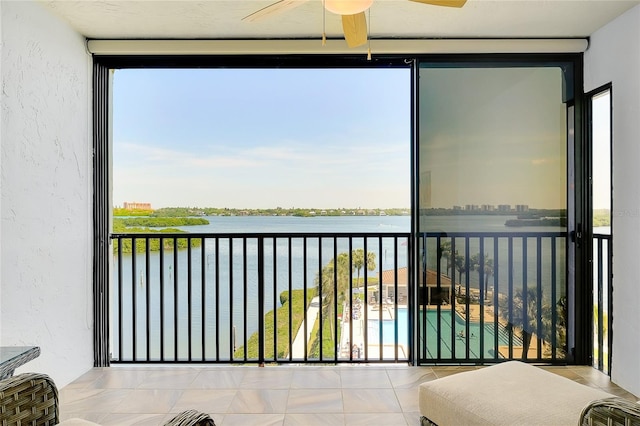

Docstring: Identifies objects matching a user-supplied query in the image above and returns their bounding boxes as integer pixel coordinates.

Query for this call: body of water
[112,214,567,361]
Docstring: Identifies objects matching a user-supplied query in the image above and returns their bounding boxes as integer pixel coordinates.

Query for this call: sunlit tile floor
[58,364,637,426]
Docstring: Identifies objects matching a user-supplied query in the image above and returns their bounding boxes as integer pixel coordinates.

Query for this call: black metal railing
[110,232,411,364]
[417,231,568,364]
[111,230,610,366]
[593,233,612,375]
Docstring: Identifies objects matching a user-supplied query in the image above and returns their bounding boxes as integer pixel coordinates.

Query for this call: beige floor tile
[386,367,437,388]
[58,413,109,424]
[342,389,401,413]
[138,369,200,389]
[170,389,237,413]
[431,365,478,379]
[540,366,583,380]
[219,413,284,426]
[97,413,170,425]
[240,368,293,389]
[60,388,132,413]
[227,389,289,413]
[394,388,420,413]
[92,369,150,389]
[61,369,107,390]
[344,413,409,425]
[581,371,621,388]
[405,411,422,425]
[339,368,391,388]
[291,369,341,388]
[283,413,345,426]
[599,386,638,401]
[286,389,344,413]
[190,369,245,389]
[57,364,636,423]
[111,389,184,414]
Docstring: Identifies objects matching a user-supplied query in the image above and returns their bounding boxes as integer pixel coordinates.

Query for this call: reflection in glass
[417,65,569,362]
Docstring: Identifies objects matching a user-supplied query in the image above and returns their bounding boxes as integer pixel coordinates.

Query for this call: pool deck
[292,296,538,360]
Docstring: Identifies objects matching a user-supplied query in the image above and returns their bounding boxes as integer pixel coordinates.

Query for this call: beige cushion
[419,361,614,426]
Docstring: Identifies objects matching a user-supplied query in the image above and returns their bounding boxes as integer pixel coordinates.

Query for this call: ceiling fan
[243,0,467,48]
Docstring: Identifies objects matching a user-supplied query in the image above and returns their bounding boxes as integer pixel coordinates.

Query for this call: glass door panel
[589,87,612,373]
[417,64,570,363]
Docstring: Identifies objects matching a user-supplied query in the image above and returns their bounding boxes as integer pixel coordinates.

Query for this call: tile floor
[59,364,637,426]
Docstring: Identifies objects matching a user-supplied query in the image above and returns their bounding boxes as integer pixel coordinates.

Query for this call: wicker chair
[0,373,215,426]
[164,409,215,426]
[580,397,640,426]
[0,372,58,425]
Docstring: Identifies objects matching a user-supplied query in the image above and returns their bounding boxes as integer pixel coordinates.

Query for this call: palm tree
[352,248,377,288]
[510,287,538,359]
[470,252,494,298]
[313,252,351,352]
[438,240,453,277]
[540,296,568,358]
[315,252,351,312]
[482,256,494,296]
[454,251,469,285]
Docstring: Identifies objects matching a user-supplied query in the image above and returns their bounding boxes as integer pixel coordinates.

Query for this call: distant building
[497,204,511,212]
[481,204,495,211]
[515,204,529,212]
[123,202,151,211]
[465,204,480,211]
[378,266,451,306]
[453,205,463,211]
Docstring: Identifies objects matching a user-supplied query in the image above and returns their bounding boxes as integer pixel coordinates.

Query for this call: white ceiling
[40,0,640,42]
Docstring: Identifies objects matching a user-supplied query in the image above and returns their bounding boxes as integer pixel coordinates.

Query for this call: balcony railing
[417,231,568,364]
[110,232,411,364]
[109,230,610,366]
[593,233,612,375]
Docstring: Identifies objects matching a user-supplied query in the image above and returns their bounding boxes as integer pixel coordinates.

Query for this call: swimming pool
[367,308,410,347]
[368,308,522,359]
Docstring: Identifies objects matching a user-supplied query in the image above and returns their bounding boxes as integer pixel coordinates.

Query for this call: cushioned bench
[419,361,616,426]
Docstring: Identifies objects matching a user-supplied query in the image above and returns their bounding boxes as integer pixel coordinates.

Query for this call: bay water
[112,214,567,360]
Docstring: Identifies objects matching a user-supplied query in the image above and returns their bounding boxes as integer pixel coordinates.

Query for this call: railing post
[258,237,265,366]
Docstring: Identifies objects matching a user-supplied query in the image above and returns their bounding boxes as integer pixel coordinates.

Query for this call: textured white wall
[584,5,640,396]
[0,1,92,387]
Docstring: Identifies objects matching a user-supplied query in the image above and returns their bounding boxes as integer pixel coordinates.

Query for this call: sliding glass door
[416,62,576,363]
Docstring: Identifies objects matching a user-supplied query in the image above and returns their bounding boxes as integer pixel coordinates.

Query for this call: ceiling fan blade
[243,0,309,22]
[409,0,467,8]
[342,12,367,48]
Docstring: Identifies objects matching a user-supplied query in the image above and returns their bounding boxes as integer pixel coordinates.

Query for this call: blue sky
[591,89,611,211]
[113,68,411,209]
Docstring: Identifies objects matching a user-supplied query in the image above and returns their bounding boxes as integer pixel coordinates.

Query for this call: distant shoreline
[115,206,570,218]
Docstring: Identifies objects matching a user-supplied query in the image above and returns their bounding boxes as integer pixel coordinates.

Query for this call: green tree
[471,252,494,298]
[499,290,567,360]
[454,251,470,285]
[509,287,539,359]
[316,252,351,310]
[312,252,351,358]
[438,240,453,277]
[352,248,377,287]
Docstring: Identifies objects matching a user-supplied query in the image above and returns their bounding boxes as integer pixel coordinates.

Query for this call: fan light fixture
[324,0,373,15]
